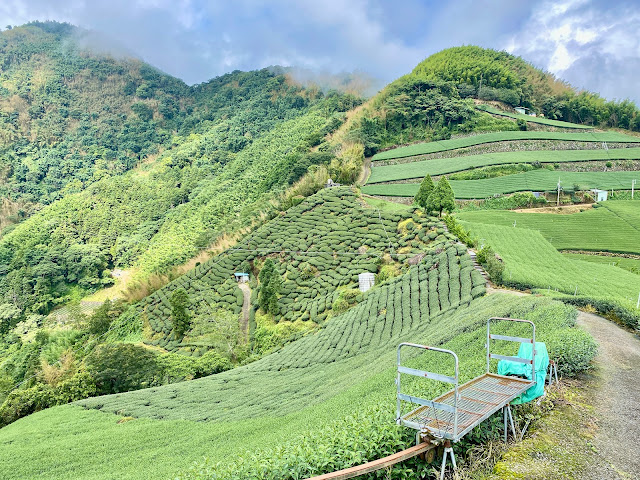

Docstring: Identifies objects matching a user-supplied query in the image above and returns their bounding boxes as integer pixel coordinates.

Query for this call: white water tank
[358,273,375,292]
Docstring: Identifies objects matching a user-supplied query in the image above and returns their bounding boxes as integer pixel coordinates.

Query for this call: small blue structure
[234,272,249,283]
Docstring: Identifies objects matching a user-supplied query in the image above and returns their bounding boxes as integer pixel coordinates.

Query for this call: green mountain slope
[126,187,456,354]
[0,22,191,208]
[337,46,640,161]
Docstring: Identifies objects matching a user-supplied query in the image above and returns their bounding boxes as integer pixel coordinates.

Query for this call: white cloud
[505,0,640,102]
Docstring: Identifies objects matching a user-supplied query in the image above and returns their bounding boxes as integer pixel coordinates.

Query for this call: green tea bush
[544,328,597,376]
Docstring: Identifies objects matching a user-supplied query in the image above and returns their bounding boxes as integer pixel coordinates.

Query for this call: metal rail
[305,442,436,480]
[396,343,460,439]
[486,317,536,386]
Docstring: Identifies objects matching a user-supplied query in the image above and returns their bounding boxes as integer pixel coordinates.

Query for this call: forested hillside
[0,22,191,210]
[0,22,361,315]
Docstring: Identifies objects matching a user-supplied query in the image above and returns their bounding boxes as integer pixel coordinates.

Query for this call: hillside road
[577,311,640,479]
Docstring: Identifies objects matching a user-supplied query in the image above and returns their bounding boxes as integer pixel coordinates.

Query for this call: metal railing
[396,343,459,439]
[486,317,536,385]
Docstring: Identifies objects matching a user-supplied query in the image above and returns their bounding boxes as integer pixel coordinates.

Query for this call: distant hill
[337,46,640,157]
[0,22,193,209]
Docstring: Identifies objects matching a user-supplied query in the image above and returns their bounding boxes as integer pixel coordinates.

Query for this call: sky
[2,0,640,103]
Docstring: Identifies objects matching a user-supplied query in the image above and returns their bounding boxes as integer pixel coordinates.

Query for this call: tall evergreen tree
[414,174,435,210]
[426,177,455,216]
[170,288,190,338]
[258,259,282,315]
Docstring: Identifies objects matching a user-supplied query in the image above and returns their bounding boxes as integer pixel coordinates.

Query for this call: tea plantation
[458,201,640,254]
[372,131,639,161]
[367,148,640,183]
[127,187,460,354]
[476,105,595,129]
[0,291,594,479]
[365,171,640,199]
[460,221,640,328]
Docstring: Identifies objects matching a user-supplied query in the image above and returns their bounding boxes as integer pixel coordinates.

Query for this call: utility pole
[557,178,561,206]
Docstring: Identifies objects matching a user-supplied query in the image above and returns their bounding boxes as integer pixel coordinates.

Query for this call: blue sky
[2,0,639,103]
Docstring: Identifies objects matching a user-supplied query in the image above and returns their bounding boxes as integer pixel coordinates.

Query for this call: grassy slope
[372,131,638,161]
[459,221,640,313]
[0,294,587,480]
[476,105,594,129]
[367,148,640,183]
[457,202,640,254]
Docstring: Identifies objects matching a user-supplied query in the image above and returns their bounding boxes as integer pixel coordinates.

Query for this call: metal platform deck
[400,372,533,441]
[397,317,538,443]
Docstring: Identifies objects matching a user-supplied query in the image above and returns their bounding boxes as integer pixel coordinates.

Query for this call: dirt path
[486,287,640,479]
[357,157,371,186]
[238,283,251,338]
[576,311,640,479]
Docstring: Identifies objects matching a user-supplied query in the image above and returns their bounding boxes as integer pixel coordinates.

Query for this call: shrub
[443,215,473,247]
[85,344,159,394]
[545,329,597,376]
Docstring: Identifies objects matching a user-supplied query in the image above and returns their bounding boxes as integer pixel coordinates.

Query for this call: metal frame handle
[397,343,460,438]
[486,317,536,385]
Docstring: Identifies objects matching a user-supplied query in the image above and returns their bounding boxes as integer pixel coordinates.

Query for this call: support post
[503,406,508,443]
[439,440,456,480]
[507,405,517,439]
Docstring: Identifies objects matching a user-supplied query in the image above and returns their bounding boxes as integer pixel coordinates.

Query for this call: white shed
[358,273,375,292]
[515,106,536,117]
[591,189,608,202]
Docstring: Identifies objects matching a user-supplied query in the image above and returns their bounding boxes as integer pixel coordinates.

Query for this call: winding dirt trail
[487,287,640,479]
[238,283,251,338]
[576,312,640,479]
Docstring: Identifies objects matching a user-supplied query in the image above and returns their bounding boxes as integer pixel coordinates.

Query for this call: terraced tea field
[363,171,640,199]
[459,222,640,326]
[476,104,595,129]
[561,254,640,275]
[372,131,639,161]
[367,148,640,183]
[457,201,640,254]
[133,187,456,353]
[0,287,589,479]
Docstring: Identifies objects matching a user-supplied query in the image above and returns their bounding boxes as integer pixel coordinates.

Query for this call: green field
[372,131,638,161]
[476,105,595,129]
[459,222,640,323]
[457,201,640,254]
[0,291,591,479]
[363,171,640,200]
[367,147,640,183]
[562,254,640,275]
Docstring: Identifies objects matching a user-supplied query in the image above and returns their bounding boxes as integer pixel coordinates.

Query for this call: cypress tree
[414,175,435,210]
[426,177,456,216]
[170,288,190,338]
